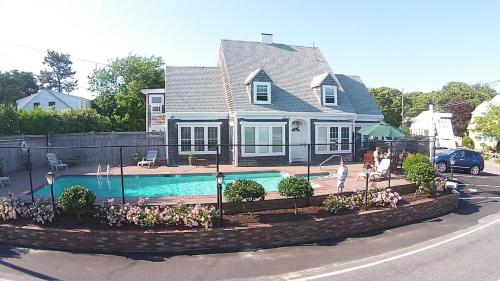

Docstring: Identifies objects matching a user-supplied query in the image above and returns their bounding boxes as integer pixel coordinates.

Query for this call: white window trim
[253,81,272,104]
[241,122,286,157]
[177,122,221,155]
[149,94,164,113]
[322,85,338,106]
[314,123,352,154]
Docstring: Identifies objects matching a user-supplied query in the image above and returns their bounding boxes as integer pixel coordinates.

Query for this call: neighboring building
[468,95,500,150]
[142,34,383,166]
[16,89,91,111]
[410,105,456,148]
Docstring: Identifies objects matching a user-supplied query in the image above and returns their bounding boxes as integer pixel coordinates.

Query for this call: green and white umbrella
[358,122,405,138]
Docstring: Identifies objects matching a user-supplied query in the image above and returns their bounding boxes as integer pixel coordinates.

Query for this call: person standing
[337,159,349,193]
[373,146,382,169]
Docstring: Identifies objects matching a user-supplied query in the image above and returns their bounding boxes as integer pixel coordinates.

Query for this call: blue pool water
[34,172,324,198]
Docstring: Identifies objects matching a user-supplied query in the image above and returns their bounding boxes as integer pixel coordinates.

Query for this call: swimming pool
[34,172,324,198]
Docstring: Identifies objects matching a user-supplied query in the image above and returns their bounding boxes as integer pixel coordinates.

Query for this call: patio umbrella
[358,122,405,138]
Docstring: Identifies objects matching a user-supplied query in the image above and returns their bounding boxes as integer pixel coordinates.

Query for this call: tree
[443,101,473,137]
[0,104,20,135]
[473,106,500,140]
[89,55,164,131]
[0,70,39,105]
[369,87,402,127]
[39,50,78,93]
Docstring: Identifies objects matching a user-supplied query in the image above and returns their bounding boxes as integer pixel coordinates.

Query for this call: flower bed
[0,193,459,253]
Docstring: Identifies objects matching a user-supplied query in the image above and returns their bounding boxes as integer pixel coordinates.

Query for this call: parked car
[434,148,484,175]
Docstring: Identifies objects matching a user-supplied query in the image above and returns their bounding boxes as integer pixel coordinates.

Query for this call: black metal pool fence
[0,139,436,204]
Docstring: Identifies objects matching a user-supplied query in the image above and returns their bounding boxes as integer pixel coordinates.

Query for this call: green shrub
[59,185,96,221]
[419,182,437,197]
[277,176,314,214]
[405,162,435,196]
[403,153,431,172]
[323,195,351,214]
[224,179,265,216]
[462,134,475,149]
[481,153,491,161]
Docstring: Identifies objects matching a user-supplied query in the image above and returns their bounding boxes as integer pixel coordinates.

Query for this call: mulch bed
[2,193,435,230]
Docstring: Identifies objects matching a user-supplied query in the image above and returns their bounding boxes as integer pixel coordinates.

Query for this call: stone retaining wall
[0,193,459,253]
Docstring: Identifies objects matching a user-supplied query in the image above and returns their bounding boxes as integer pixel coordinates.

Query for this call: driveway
[0,165,498,281]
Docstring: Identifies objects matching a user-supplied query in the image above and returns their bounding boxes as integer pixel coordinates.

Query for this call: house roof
[16,89,90,109]
[219,39,381,115]
[164,66,228,112]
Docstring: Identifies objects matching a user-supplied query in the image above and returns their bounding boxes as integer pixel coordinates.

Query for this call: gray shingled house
[141,34,383,166]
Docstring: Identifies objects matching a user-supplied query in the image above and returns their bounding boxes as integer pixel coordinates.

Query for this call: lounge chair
[47,153,68,171]
[0,177,11,188]
[357,159,391,181]
[137,150,157,168]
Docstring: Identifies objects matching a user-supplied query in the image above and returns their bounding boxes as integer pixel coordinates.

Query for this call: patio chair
[137,150,157,168]
[356,159,391,181]
[47,153,68,171]
[0,177,11,188]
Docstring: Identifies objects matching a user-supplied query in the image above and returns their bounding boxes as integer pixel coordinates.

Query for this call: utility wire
[0,40,106,65]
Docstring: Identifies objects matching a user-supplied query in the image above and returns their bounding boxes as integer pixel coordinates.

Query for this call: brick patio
[1,163,409,204]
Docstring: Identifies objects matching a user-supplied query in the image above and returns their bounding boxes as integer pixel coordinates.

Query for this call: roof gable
[310,72,345,92]
[244,68,273,84]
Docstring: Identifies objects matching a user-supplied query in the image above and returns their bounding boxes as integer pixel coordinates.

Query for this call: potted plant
[132,152,142,164]
[188,153,196,166]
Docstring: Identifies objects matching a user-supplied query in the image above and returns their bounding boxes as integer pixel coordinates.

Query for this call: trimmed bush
[405,162,436,196]
[462,134,475,149]
[323,195,351,214]
[224,179,265,216]
[403,153,431,172]
[278,176,314,214]
[59,185,96,221]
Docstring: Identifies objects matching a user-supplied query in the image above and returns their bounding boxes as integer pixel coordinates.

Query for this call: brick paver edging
[0,193,459,253]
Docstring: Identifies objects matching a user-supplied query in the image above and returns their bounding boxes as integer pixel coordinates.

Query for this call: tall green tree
[39,50,78,93]
[0,70,39,105]
[369,87,402,127]
[473,106,500,140]
[89,55,164,131]
[0,104,20,135]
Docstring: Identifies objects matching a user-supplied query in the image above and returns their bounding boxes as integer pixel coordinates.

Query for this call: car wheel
[437,162,447,173]
[470,165,480,175]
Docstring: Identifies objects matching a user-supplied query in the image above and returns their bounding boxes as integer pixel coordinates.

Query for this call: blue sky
[1,0,499,98]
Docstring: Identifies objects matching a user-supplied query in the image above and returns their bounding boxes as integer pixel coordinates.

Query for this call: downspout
[233,112,239,166]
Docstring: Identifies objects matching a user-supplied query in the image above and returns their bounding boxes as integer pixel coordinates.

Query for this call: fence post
[27,148,34,203]
[307,144,311,182]
[388,141,392,189]
[119,146,125,205]
[216,144,219,173]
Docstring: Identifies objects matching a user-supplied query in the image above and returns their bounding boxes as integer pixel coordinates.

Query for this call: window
[241,122,285,156]
[149,95,163,113]
[315,124,351,153]
[322,85,337,106]
[253,82,271,104]
[48,101,55,108]
[33,102,40,107]
[177,123,221,154]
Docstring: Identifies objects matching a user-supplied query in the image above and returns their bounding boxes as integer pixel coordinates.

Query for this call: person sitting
[336,159,349,193]
[373,146,382,169]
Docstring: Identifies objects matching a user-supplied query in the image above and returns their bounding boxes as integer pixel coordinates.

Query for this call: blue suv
[434,148,484,175]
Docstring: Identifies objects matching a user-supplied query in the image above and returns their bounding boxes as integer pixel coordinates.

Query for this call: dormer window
[322,85,337,106]
[253,82,271,104]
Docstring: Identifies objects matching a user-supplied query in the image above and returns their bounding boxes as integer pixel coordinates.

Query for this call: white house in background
[16,89,91,111]
[410,105,456,148]
[468,95,500,150]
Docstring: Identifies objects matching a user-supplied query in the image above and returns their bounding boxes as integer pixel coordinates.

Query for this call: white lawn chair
[357,159,391,181]
[0,177,11,188]
[47,153,68,171]
[137,150,157,168]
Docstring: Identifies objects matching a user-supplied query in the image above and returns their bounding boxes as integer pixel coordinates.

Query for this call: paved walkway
[0,163,408,204]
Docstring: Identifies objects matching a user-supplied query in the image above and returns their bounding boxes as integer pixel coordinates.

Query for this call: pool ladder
[97,164,110,178]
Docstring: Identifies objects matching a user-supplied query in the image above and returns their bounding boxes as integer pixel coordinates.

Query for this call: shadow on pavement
[0,244,58,280]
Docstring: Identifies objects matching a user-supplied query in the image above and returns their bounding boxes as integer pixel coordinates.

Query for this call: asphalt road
[0,164,498,281]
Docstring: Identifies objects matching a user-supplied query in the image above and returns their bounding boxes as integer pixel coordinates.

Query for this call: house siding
[237,118,289,167]
[167,119,231,165]
[313,75,340,106]
[310,119,354,165]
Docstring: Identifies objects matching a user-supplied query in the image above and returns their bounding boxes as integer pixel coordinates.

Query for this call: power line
[0,40,107,65]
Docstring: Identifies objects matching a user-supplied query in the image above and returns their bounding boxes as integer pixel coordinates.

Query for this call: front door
[290,119,308,162]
